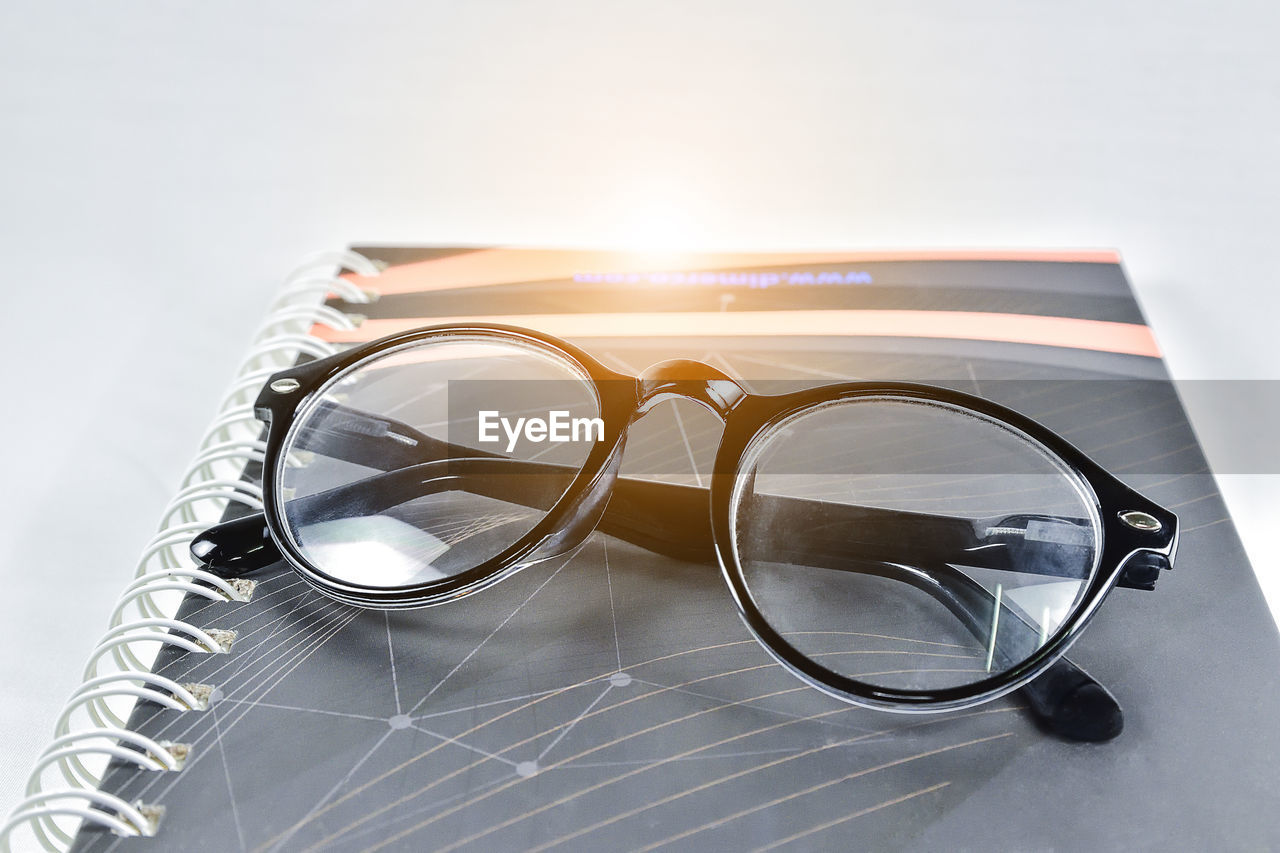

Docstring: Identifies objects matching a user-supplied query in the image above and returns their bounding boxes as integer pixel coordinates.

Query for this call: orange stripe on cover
[343,248,1122,295]
[312,310,1160,358]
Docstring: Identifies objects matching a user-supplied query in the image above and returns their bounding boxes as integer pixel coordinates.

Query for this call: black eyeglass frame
[209,322,1178,724]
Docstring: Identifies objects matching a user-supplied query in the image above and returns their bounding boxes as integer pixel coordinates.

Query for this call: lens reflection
[278,335,600,589]
[732,395,1100,692]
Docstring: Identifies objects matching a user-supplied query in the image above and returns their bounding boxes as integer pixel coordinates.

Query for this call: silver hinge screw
[1119,510,1162,532]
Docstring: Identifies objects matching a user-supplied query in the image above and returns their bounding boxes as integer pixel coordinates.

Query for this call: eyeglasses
[193,323,1178,742]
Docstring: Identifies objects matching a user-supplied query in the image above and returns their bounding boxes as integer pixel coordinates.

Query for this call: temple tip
[190,513,280,578]
[1043,680,1124,742]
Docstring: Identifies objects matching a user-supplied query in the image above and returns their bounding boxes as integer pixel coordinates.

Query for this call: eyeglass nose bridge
[636,359,747,420]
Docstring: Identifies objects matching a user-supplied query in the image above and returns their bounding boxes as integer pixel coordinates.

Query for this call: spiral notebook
[9,247,1280,851]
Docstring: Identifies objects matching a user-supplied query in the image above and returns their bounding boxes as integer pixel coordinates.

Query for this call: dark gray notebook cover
[75,249,1280,851]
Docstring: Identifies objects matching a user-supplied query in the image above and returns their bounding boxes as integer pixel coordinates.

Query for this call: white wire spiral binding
[1,249,381,852]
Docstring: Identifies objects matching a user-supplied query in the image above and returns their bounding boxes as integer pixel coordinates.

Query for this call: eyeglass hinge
[1118,551,1171,591]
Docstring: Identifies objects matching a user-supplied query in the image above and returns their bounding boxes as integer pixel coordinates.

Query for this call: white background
[2,0,1277,824]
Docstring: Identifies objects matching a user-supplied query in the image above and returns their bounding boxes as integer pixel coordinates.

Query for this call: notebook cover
[75,248,1280,851]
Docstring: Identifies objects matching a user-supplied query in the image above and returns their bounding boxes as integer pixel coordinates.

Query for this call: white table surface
[2,0,1278,827]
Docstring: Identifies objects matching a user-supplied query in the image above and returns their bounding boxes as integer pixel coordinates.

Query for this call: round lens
[731,395,1100,696]
[278,333,601,589]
